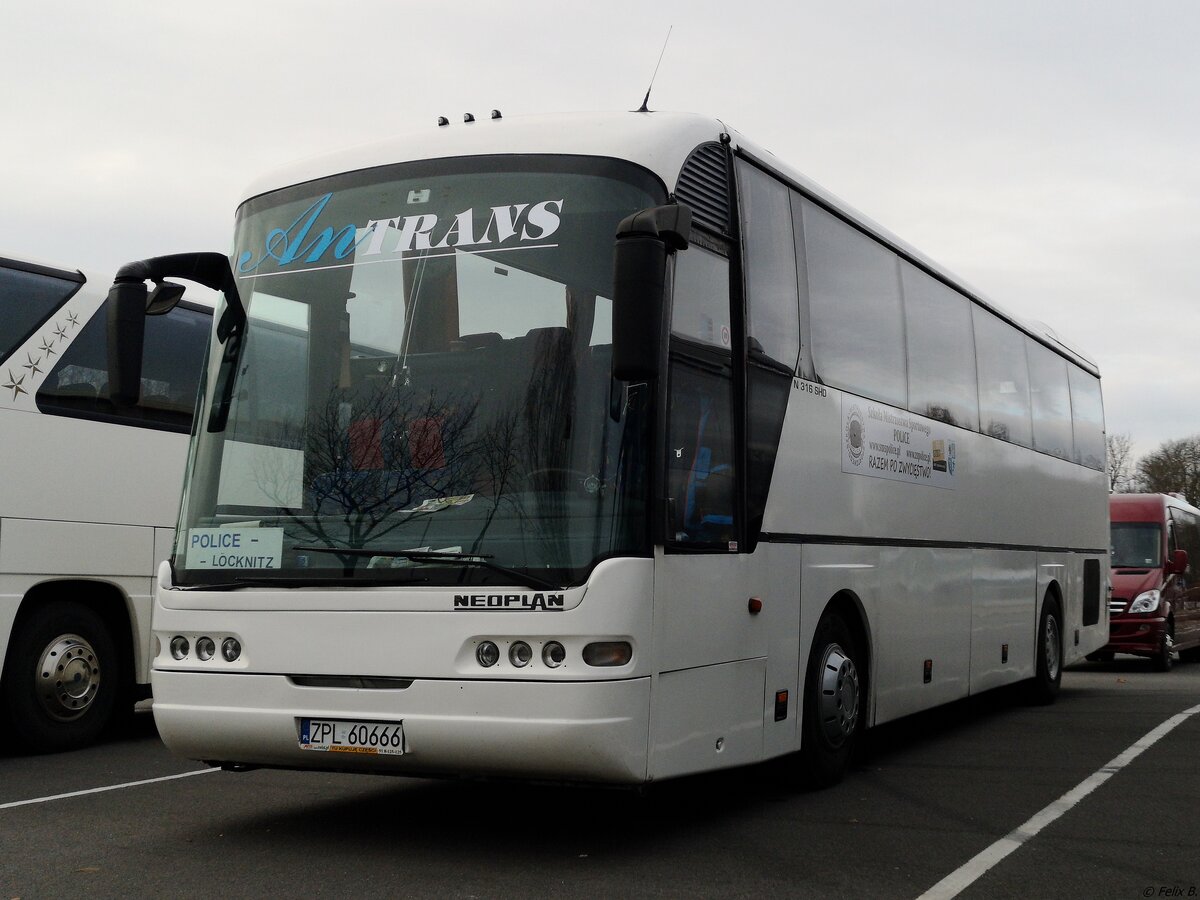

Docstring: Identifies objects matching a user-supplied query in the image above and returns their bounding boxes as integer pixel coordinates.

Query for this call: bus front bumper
[152,670,651,784]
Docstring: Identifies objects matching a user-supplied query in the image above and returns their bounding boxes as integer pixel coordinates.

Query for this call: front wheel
[1153,628,1174,672]
[0,601,119,753]
[1025,595,1062,705]
[798,610,863,788]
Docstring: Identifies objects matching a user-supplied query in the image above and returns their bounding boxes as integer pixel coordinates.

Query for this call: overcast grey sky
[3,1,1197,456]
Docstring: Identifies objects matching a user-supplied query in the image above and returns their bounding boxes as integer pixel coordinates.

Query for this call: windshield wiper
[178,573,430,590]
[294,546,562,591]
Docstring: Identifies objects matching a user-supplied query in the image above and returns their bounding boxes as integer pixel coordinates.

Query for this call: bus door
[649,243,768,778]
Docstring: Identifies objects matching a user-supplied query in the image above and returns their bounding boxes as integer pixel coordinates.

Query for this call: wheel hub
[817,643,860,747]
[35,634,101,722]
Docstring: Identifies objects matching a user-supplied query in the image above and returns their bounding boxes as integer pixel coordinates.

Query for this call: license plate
[298,718,405,755]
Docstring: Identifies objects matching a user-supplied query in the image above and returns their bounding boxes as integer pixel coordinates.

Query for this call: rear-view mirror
[611,203,691,382]
[106,280,149,407]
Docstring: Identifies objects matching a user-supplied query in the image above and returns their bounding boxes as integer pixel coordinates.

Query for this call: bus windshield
[174,156,664,587]
[1110,522,1162,569]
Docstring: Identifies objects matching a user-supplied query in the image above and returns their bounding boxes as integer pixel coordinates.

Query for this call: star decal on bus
[3,369,26,400]
[39,338,57,357]
[22,352,44,378]
[54,323,69,343]
[66,310,80,328]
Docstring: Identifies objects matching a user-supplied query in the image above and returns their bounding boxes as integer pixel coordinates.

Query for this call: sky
[3,0,1198,458]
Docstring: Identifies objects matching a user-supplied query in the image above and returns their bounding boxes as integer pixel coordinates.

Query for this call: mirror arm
[615,204,692,249]
[115,252,246,342]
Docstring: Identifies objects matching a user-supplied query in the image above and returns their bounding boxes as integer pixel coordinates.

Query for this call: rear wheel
[0,601,119,753]
[799,610,863,788]
[1025,595,1062,704]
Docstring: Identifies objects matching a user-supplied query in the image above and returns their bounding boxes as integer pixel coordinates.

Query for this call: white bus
[113,111,1109,786]
[0,254,210,752]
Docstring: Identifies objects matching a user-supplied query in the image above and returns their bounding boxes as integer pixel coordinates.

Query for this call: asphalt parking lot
[2,660,1198,899]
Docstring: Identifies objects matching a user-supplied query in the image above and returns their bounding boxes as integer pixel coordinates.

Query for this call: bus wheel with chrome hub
[0,600,119,753]
[1025,594,1063,705]
[37,633,102,721]
[799,609,863,788]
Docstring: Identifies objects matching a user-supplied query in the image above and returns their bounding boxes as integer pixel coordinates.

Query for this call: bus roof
[238,109,1098,374]
[0,253,86,284]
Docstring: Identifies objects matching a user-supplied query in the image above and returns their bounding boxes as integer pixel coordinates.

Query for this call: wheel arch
[7,579,137,696]
[1041,579,1064,625]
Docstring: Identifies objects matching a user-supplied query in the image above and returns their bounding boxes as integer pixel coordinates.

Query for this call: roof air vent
[674,143,730,236]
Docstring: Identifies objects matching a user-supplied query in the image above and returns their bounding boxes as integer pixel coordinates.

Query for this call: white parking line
[918,701,1200,900]
[0,767,220,810]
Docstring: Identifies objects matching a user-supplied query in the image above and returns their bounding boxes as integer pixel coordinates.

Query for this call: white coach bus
[109,111,1109,786]
[0,254,210,751]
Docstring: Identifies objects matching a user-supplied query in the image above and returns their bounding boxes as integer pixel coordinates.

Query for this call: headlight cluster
[1128,590,1162,614]
[167,634,242,663]
[473,639,631,669]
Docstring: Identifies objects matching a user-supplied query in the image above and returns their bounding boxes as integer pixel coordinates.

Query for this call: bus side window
[973,307,1033,447]
[801,198,906,409]
[737,160,799,371]
[1068,367,1104,470]
[35,299,210,431]
[1026,337,1073,460]
[0,263,79,364]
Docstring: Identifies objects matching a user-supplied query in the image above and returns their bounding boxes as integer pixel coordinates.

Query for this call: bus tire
[0,600,118,753]
[1025,594,1063,705]
[798,610,862,789]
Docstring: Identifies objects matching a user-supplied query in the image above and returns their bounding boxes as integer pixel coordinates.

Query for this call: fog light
[221,637,242,662]
[196,637,216,661]
[509,641,532,668]
[170,636,189,660]
[542,641,566,668]
[582,641,632,667]
[476,640,500,667]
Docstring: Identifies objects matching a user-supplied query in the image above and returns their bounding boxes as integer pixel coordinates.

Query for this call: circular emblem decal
[845,406,865,466]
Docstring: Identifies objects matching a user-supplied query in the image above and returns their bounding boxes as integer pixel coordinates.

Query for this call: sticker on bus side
[841,397,957,489]
[186,527,285,569]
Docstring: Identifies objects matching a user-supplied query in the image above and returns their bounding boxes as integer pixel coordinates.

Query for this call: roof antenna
[637,25,673,112]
